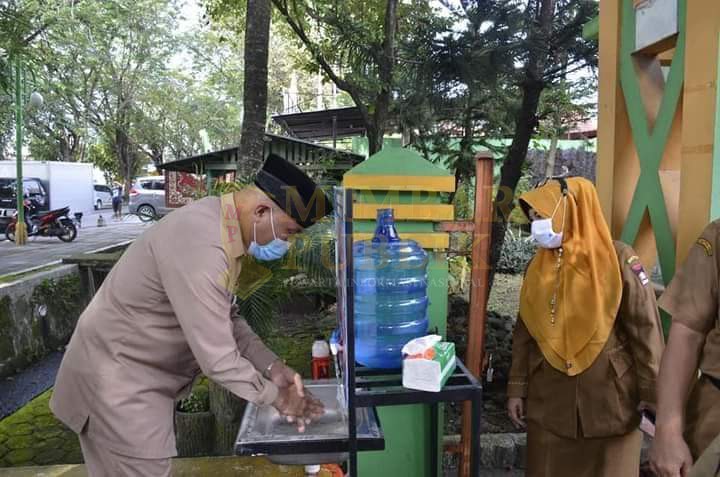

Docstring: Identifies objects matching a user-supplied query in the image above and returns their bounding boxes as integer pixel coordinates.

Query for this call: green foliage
[233,220,337,333]
[31,276,82,322]
[0,389,82,467]
[453,181,474,221]
[177,381,210,413]
[87,142,121,184]
[235,258,293,334]
[496,229,536,275]
[448,256,471,296]
[204,0,354,118]
[537,79,597,140]
[2,0,251,179]
[398,0,598,190]
[283,219,336,294]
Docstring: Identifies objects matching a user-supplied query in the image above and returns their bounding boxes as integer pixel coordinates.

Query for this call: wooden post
[460,153,494,477]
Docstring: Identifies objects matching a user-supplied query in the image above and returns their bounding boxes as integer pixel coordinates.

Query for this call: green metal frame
[619,0,686,284]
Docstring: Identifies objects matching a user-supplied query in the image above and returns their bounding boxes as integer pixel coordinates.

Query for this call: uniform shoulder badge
[626,255,650,286]
[697,238,713,257]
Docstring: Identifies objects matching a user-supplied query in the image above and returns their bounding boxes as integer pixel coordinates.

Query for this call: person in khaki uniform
[688,433,720,477]
[50,155,328,476]
[506,177,665,477]
[650,221,720,477]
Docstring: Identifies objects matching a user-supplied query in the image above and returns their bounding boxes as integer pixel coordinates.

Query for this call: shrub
[448,256,471,295]
[496,229,536,275]
[177,383,209,413]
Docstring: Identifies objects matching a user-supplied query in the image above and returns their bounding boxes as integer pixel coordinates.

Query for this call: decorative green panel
[354,221,436,234]
[346,147,453,177]
[619,0,686,285]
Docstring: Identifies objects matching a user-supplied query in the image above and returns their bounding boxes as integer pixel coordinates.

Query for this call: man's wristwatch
[264,360,277,379]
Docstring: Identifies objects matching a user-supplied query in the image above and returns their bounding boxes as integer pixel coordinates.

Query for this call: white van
[94,184,113,210]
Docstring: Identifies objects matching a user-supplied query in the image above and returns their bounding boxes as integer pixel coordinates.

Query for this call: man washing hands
[266,359,325,432]
[51,155,331,476]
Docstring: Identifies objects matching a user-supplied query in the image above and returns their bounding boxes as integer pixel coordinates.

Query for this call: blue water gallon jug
[353,208,429,369]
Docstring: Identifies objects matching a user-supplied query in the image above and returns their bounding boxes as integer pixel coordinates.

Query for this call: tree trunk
[366,0,398,156]
[238,0,272,179]
[487,0,555,292]
[450,98,476,205]
[488,79,544,289]
[367,126,383,156]
[114,125,135,202]
[545,134,559,178]
[59,138,71,162]
[175,410,214,457]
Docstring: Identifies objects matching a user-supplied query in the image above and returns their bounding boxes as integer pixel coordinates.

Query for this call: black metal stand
[349,360,483,477]
[337,188,483,477]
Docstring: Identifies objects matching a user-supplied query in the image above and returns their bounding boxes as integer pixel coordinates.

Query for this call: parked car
[0,177,49,231]
[93,184,113,210]
[128,176,169,221]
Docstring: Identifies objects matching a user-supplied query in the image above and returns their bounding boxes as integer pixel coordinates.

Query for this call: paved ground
[0,458,525,476]
[0,208,151,276]
[0,352,63,420]
[0,457,312,476]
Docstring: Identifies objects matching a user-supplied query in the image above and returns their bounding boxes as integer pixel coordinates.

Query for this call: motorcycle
[5,198,78,242]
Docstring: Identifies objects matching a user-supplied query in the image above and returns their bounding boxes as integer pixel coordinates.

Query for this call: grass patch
[0,390,81,468]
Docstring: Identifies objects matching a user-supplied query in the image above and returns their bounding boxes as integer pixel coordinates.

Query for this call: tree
[271,0,417,154]
[238,0,272,178]
[0,0,67,159]
[394,0,521,199]
[488,0,597,288]
[535,78,596,177]
[26,0,178,189]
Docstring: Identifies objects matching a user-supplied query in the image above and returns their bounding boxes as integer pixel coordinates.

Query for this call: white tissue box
[402,341,456,392]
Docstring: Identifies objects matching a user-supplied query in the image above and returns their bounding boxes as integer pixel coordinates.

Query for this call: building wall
[597,0,720,281]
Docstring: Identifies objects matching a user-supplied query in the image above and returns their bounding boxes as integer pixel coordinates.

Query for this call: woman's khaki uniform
[508,178,665,477]
[689,433,720,477]
[658,221,720,460]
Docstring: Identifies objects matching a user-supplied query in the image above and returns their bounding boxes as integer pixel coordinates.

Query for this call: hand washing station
[235,149,483,476]
[235,380,383,465]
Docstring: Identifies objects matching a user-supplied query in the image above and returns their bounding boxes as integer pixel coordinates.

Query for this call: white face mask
[530,195,566,249]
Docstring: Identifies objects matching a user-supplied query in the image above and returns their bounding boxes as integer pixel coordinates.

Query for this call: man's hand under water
[268,361,324,432]
[272,384,325,433]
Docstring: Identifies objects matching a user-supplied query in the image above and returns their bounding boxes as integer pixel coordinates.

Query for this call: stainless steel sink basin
[235,380,383,465]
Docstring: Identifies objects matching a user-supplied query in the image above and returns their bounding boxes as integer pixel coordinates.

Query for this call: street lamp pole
[14,56,27,245]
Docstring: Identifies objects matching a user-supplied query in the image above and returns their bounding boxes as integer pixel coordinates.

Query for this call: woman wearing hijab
[506,177,665,476]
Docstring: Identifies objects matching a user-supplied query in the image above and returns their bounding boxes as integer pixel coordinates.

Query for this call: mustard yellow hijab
[518,177,622,376]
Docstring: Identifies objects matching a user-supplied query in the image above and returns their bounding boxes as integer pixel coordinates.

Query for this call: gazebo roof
[272,107,366,140]
[157,133,364,180]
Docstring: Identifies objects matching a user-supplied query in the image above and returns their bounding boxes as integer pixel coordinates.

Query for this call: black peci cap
[254,154,333,228]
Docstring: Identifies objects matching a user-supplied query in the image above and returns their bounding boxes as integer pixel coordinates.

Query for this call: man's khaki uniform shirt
[51,194,279,458]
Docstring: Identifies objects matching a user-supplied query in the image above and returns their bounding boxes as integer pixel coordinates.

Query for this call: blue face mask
[248,208,290,261]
